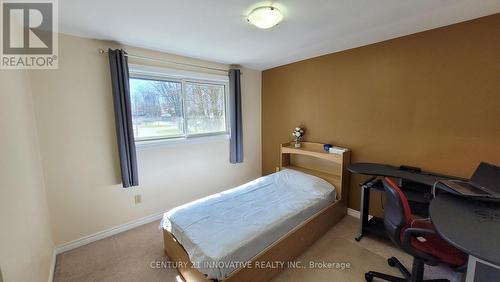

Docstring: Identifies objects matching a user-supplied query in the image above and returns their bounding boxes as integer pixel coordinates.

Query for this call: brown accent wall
[262,14,500,215]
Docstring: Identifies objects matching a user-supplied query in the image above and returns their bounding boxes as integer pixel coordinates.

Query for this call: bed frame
[163,141,350,282]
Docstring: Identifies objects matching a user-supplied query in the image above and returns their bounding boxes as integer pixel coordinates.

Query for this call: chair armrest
[402,228,439,265]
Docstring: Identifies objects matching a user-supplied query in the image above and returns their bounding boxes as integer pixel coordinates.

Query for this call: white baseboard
[54,212,164,255]
[347,208,373,220]
[347,208,360,218]
[48,250,56,282]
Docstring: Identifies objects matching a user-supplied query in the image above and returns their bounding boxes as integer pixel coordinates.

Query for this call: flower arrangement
[292,127,305,148]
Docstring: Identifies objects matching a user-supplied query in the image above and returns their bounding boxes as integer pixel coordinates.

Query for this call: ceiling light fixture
[247,6,283,29]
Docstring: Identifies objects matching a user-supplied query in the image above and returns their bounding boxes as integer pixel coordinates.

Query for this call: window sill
[135,134,229,150]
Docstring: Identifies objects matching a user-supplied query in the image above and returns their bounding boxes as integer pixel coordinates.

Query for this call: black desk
[348,163,457,187]
[430,193,500,266]
[348,163,459,241]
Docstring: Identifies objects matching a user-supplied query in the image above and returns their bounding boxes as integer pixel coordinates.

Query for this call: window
[129,78,184,140]
[129,67,228,142]
[185,82,226,135]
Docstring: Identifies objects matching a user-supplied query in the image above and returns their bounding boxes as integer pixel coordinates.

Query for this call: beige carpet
[54,216,461,282]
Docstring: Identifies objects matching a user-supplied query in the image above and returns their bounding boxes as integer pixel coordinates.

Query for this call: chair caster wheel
[365,272,373,281]
[388,257,396,267]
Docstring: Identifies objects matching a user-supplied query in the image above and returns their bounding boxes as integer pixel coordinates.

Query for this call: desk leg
[355,186,370,241]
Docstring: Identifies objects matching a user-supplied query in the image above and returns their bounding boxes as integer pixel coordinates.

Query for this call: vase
[294,140,301,148]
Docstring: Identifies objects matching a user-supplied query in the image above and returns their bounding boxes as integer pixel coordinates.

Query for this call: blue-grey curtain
[229,69,243,163]
[108,49,138,187]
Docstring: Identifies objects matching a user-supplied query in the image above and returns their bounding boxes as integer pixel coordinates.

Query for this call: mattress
[162,168,336,280]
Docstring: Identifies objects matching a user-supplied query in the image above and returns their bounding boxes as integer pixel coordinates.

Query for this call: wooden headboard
[278,142,351,202]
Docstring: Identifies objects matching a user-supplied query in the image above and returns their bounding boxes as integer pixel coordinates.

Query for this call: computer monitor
[471,162,500,194]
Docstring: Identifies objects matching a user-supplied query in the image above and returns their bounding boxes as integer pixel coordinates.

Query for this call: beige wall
[0,71,54,281]
[28,34,262,245]
[262,14,500,216]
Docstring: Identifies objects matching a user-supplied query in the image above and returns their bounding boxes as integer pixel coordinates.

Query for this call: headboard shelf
[281,143,345,163]
[279,142,351,202]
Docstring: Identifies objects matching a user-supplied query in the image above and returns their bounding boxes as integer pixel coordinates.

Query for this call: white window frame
[129,64,230,146]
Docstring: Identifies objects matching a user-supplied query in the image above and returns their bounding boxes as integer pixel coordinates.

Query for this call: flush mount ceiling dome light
[247,6,283,29]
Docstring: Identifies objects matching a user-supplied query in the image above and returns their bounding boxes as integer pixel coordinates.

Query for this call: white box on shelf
[329,147,348,154]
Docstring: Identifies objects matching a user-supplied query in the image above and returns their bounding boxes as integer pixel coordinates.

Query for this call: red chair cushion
[385,178,412,224]
[403,220,468,266]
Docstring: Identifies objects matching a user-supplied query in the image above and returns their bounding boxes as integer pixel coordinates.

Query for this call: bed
[162,142,350,282]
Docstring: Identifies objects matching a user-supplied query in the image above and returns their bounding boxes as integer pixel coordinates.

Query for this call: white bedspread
[162,169,336,280]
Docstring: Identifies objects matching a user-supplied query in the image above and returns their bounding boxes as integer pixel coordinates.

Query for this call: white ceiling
[59,0,500,70]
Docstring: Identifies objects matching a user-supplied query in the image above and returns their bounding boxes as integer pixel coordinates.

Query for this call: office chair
[365,178,467,282]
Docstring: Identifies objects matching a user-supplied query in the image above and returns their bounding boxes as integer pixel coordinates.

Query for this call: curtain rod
[97,48,236,73]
